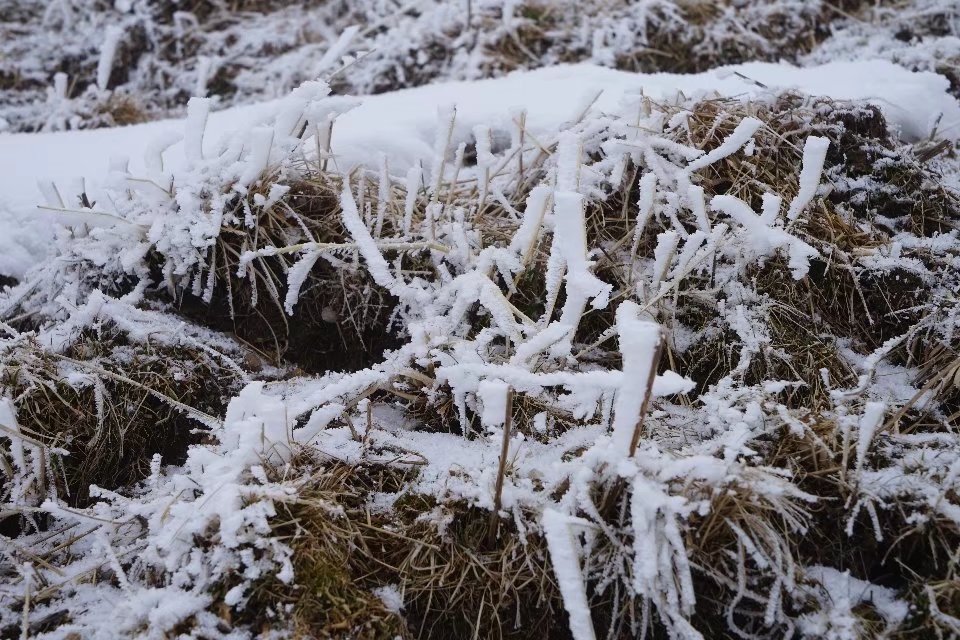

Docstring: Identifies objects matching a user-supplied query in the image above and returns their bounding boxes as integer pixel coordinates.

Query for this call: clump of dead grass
[6,72,960,638]
[483,0,867,78]
[0,323,245,509]
[93,92,148,127]
[633,95,958,402]
[236,456,565,640]
[171,170,426,374]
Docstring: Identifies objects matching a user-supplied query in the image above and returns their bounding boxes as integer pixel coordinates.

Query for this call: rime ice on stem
[536,132,613,357]
[184,98,211,165]
[686,117,763,172]
[96,26,123,92]
[787,136,830,222]
[542,509,597,640]
[610,301,662,454]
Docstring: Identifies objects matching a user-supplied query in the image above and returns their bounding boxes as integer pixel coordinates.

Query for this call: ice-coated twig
[96,26,123,92]
[855,402,885,478]
[610,301,663,456]
[237,127,275,188]
[787,136,830,221]
[710,193,819,278]
[184,97,211,164]
[542,508,597,640]
[686,117,762,171]
[315,25,361,77]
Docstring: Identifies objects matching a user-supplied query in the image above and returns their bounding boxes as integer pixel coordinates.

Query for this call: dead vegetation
[489,0,861,76]
[233,457,566,640]
[2,65,960,638]
[93,92,148,127]
[170,172,414,373]
[0,322,246,510]
[9,0,958,132]
[212,92,960,638]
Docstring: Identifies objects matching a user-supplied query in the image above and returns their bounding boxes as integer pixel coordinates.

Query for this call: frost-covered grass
[2,2,960,639]
[4,0,958,133]
[1,61,960,637]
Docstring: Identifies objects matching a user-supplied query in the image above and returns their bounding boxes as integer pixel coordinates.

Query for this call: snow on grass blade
[542,508,597,640]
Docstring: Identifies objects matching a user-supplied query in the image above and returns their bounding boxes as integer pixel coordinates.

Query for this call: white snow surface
[1,59,958,278]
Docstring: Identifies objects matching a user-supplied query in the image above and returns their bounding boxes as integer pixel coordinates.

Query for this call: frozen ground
[2,2,960,639]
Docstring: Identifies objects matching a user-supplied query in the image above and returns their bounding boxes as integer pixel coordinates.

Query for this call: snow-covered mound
[2,59,958,279]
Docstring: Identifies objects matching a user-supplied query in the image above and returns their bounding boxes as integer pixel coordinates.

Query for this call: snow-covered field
[2,2,960,639]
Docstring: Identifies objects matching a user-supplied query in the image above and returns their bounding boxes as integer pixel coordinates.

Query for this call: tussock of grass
[93,92,148,127]
[0,322,245,509]
[172,173,407,373]
[238,458,565,640]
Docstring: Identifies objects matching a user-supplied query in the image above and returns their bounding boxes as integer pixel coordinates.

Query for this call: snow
[610,302,661,452]
[477,378,511,428]
[799,566,908,639]
[685,116,763,172]
[283,249,325,316]
[542,509,597,640]
[372,585,404,615]
[652,231,680,290]
[338,182,404,297]
[96,26,123,92]
[553,188,612,316]
[710,194,819,279]
[634,171,659,245]
[183,97,212,165]
[314,25,361,77]
[787,136,831,222]
[855,402,886,476]
[1,60,957,278]
[3,12,960,635]
[236,126,275,188]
